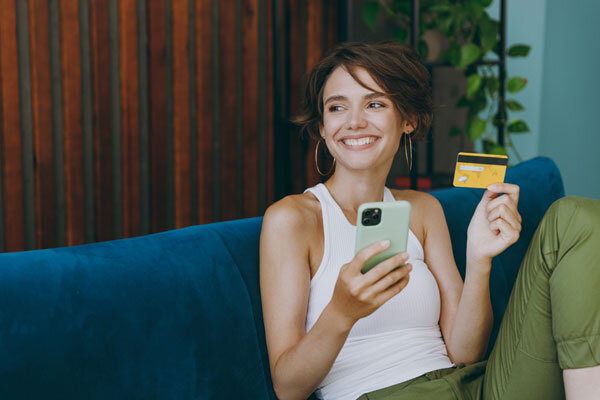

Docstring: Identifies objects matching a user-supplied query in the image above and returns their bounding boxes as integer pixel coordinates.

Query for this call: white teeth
[342,137,377,146]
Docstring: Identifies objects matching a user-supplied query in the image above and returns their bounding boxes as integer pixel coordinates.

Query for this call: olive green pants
[358,196,600,400]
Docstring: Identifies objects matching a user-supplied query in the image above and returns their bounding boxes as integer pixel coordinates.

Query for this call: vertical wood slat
[265,0,274,208]
[119,0,140,238]
[196,0,213,224]
[242,0,259,217]
[304,0,323,188]
[0,0,25,251]
[288,0,304,195]
[219,0,237,220]
[89,0,114,242]
[147,0,168,233]
[28,0,56,249]
[60,0,85,246]
[172,0,192,228]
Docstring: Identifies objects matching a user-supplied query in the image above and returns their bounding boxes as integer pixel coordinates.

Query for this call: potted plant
[362,0,531,161]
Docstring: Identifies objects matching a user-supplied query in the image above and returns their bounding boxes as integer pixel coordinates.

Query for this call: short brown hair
[293,41,433,140]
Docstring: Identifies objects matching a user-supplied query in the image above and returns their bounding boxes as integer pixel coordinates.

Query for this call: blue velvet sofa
[0,157,564,399]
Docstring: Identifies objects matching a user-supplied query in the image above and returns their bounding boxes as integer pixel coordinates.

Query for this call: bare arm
[260,199,412,400]
[422,184,521,365]
[420,193,492,364]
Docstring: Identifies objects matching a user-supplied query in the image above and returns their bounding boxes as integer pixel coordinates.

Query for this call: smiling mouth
[341,136,379,146]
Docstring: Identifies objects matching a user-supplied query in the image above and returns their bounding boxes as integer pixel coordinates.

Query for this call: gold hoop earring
[315,138,335,176]
[403,133,412,171]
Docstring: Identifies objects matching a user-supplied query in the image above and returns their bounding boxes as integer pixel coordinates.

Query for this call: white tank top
[304,183,454,400]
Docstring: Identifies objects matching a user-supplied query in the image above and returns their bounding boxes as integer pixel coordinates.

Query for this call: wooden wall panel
[195,0,213,224]
[89,0,114,242]
[288,0,304,195]
[28,0,56,249]
[60,0,85,246]
[265,0,274,208]
[242,0,259,217]
[219,0,238,221]
[147,0,168,233]
[119,0,140,238]
[172,0,192,228]
[0,0,337,251]
[0,0,25,251]
[304,0,323,188]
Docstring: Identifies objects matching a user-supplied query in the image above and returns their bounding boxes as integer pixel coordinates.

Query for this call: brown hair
[293,41,433,141]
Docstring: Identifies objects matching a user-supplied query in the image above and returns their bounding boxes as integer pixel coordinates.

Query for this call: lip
[337,135,381,151]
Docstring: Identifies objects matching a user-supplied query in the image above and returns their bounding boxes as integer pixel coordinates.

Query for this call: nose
[345,107,367,130]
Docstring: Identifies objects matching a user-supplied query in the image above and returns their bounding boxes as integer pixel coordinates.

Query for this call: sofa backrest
[0,157,563,399]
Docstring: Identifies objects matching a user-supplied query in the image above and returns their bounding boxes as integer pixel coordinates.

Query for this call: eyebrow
[323,92,386,106]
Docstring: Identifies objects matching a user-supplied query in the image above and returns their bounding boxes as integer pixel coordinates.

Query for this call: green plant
[362,0,531,160]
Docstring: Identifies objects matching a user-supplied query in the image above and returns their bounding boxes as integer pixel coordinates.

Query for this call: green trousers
[358,196,600,400]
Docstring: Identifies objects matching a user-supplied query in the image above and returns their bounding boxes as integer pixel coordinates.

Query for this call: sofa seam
[213,227,274,398]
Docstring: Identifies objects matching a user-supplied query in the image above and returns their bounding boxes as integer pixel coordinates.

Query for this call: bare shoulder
[262,192,320,235]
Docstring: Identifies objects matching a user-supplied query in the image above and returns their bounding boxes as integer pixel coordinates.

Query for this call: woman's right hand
[329,240,412,327]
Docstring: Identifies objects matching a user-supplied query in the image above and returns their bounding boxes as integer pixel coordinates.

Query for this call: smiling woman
[260,41,600,400]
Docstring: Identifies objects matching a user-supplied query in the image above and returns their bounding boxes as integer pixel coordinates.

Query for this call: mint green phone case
[355,200,411,274]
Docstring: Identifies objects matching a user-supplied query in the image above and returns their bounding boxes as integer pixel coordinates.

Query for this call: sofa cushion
[0,218,272,399]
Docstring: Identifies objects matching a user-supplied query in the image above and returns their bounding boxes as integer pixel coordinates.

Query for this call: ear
[403,119,416,134]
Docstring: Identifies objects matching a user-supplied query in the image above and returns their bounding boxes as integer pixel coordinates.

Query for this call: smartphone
[355,200,411,274]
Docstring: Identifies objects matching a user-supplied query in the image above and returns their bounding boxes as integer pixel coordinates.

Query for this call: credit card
[453,152,508,189]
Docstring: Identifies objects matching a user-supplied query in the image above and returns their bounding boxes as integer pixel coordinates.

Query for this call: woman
[259,42,600,400]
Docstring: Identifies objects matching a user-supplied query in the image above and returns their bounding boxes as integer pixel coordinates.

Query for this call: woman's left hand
[467,183,522,267]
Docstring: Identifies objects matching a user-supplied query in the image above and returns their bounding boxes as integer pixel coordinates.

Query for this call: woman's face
[320,66,412,172]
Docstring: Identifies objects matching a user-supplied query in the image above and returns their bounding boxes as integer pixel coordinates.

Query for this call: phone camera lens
[372,214,380,221]
[364,210,372,217]
[362,218,371,226]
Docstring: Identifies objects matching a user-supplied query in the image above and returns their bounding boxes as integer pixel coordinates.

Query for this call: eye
[328,105,344,112]
[368,102,385,109]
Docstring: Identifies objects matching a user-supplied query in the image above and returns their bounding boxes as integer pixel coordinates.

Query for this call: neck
[324,163,390,214]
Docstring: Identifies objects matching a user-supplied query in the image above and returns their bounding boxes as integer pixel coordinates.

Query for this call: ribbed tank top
[304,183,453,400]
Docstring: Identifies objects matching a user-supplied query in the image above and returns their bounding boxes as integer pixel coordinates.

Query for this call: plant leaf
[506,99,524,111]
[507,77,527,93]
[507,44,531,57]
[443,42,461,66]
[483,139,506,155]
[507,119,530,133]
[419,40,429,60]
[362,1,380,31]
[466,74,483,98]
[479,13,498,55]
[458,43,481,69]
[449,126,462,137]
[484,76,499,95]
[456,95,469,108]
[477,0,494,7]
[392,27,408,43]
[467,117,487,141]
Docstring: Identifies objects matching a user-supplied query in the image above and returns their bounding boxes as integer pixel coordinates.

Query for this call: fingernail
[488,184,499,190]
[381,240,390,247]
[407,264,413,271]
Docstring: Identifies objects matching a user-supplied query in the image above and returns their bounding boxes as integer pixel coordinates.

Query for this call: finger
[487,183,520,205]
[489,219,520,244]
[487,204,522,231]
[352,240,392,273]
[362,252,409,285]
[375,274,410,305]
[476,189,499,211]
[370,263,412,294]
[487,195,520,222]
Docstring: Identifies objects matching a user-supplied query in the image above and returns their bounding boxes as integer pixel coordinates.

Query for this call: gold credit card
[453,152,508,189]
